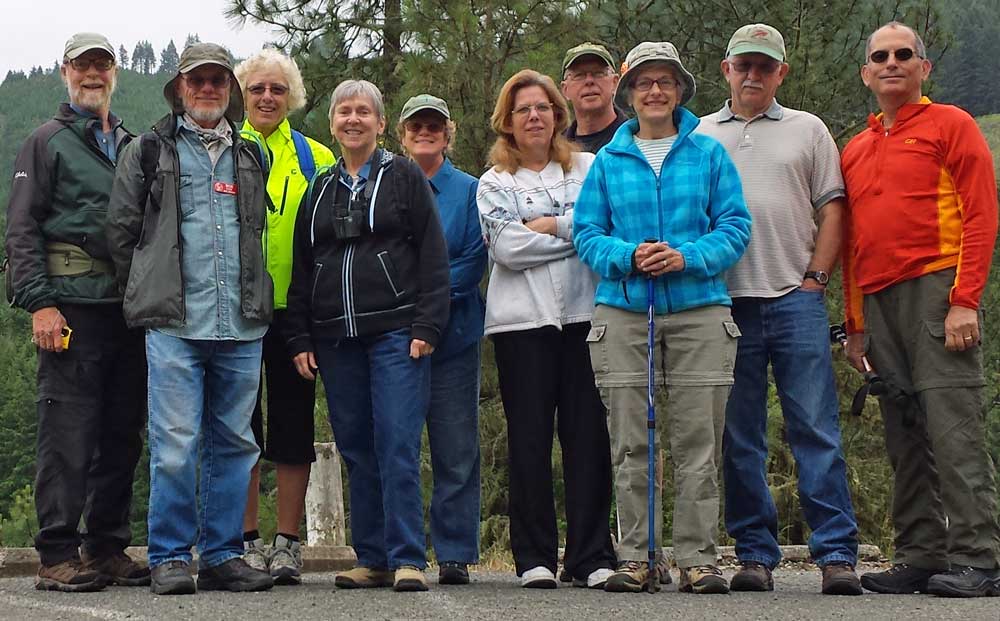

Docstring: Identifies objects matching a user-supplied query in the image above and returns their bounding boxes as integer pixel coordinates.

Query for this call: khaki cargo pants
[587,303,740,568]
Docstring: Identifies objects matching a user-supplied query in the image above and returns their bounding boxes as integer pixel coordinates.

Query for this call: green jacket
[5,104,133,311]
[242,119,335,309]
[106,113,273,329]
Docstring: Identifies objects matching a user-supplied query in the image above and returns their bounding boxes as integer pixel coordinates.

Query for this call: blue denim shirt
[156,119,268,341]
[69,103,117,162]
[428,158,486,360]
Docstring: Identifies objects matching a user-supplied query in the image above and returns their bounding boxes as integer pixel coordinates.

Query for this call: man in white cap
[561,42,627,153]
[697,23,862,595]
[5,32,149,592]
[107,42,273,595]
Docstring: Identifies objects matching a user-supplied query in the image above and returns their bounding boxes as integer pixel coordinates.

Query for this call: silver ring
[662,260,667,268]
[963,335,974,341]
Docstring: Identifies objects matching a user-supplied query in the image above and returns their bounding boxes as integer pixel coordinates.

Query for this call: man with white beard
[5,32,149,592]
[107,43,273,595]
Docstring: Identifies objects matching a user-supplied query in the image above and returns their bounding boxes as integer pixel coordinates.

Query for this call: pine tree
[118,44,130,69]
[160,40,180,74]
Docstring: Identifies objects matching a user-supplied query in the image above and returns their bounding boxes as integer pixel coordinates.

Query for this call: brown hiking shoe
[82,550,151,586]
[394,565,429,592]
[678,565,729,594]
[36,558,107,592]
[730,561,774,591]
[604,560,659,593]
[822,562,863,595]
[334,566,395,589]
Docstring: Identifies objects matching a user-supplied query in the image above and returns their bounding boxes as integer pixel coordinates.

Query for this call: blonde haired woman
[478,69,616,589]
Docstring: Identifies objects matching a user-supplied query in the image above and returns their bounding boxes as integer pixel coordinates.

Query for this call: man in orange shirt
[841,21,1000,598]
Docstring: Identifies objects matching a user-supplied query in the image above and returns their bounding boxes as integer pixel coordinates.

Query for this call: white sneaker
[582,567,614,589]
[521,565,557,589]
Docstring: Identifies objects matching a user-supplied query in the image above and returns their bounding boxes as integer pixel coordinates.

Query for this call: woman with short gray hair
[284,79,451,592]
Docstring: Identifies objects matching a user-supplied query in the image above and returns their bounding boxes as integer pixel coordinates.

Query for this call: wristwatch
[804,270,829,285]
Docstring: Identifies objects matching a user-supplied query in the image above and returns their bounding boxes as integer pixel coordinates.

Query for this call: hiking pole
[829,323,916,425]
[645,239,657,594]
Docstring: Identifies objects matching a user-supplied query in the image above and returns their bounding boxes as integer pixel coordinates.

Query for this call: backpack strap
[291,129,316,180]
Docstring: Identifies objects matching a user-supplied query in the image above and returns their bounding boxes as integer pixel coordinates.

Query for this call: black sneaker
[926,566,1000,598]
[559,568,572,583]
[197,557,274,592]
[150,560,195,595]
[730,561,773,592]
[438,561,470,585]
[860,563,940,594]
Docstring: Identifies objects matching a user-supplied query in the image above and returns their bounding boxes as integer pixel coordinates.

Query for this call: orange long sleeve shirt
[841,98,999,334]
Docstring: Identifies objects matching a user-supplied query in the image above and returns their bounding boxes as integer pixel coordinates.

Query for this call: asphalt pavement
[0,565,996,621]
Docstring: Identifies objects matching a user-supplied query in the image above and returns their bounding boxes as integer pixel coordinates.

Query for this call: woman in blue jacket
[397,94,487,586]
[574,42,751,595]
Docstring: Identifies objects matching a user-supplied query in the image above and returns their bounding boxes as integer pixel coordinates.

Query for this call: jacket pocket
[179,174,195,217]
[376,251,405,298]
[310,261,345,322]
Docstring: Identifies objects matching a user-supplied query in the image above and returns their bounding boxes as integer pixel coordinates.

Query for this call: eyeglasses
[248,83,289,96]
[512,102,554,116]
[404,120,445,133]
[566,69,612,82]
[728,59,781,75]
[66,57,115,72]
[869,47,920,64]
[632,77,678,92]
[184,73,230,89]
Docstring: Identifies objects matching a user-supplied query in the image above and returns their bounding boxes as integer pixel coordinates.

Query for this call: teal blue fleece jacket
[573,109,751,314]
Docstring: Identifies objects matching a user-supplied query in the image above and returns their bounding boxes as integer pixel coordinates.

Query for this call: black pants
[34,303,146,565]
[492,323,616,578]
[251,310,318,464]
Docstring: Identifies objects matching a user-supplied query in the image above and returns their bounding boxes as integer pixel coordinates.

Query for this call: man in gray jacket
[107,43,273,596]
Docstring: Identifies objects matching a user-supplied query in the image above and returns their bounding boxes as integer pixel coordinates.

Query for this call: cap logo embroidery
[752,29,770,38]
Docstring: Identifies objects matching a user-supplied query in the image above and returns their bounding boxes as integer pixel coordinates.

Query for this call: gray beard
[68,82,114,114]
[186,102,228,125]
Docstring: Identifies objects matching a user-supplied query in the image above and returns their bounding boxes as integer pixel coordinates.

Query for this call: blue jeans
[723,288,859,568]
[314,328,429,570]
[146,331,262,569]
[428,343,481,564]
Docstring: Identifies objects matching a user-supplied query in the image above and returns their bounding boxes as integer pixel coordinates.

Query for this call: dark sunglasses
[869,47,920,64]
[66,57,114,72]
[729,59,781,75]
[184,73,230,89]
[405,120,445,133]
[248,83,289,96]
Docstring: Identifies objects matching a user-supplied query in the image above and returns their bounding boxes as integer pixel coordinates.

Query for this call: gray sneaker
[243,538,269,572]
[269,534,302,585]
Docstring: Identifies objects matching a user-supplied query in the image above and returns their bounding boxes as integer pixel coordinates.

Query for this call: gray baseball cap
[726,24,786,62]
[64,32,115,61]
[615,41,697,108]
[562,42,616,73]
[399,94,450,122]
[163,43,244,123]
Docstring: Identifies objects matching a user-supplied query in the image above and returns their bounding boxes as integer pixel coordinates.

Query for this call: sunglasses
[184,73,230,89]
[566,69,612,82]
[729,59,781,75]
[868,47,920,64]
[247,83,289,96]
[66,57,114,72]
[404,120,445,133]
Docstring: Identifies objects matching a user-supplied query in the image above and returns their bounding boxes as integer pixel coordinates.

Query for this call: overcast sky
[1,0,280,77]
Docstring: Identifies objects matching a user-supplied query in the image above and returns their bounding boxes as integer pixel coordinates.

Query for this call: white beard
[68,75,115,114]
[186,100,228,125]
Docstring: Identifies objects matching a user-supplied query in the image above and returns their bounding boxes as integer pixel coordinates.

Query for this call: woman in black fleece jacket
[284,79,450,592]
